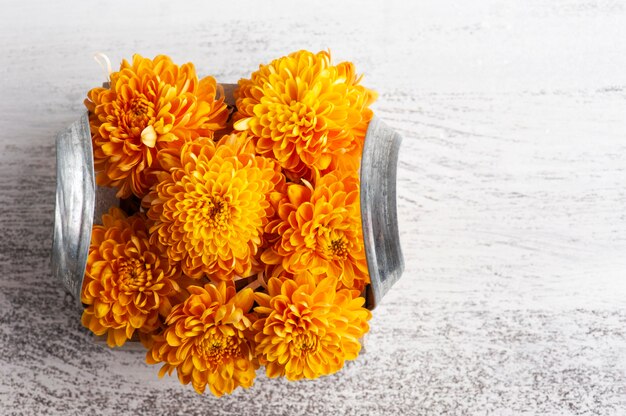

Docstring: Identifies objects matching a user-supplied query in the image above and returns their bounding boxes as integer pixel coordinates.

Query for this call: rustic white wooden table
[1,0,625,414]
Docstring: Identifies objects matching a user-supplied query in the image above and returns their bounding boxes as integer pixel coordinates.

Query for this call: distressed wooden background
[1,0,625,414]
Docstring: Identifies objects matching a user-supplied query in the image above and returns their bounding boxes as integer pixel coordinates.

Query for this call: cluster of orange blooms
[81,51,377,396]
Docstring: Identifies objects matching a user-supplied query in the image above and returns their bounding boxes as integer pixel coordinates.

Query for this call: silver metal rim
[361,117,405,309]
[52,113,94,307]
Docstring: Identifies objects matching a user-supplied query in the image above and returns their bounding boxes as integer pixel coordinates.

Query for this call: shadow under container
[51,84,404,310]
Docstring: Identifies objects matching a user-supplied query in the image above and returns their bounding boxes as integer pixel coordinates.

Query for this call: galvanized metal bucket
[51,84,404,310]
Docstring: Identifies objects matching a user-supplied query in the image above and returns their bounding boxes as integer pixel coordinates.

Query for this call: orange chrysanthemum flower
[253,274,371,380]
[144,133,285,281]
[85,54,229,198]
[262,171,369,291]
[147,283,258,396]
[234,50,377,181]
[81,207,180,347]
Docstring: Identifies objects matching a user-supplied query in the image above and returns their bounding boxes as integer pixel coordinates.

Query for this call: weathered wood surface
[1,0,625,415]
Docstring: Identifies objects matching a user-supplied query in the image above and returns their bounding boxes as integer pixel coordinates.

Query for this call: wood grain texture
[1,0,626,415]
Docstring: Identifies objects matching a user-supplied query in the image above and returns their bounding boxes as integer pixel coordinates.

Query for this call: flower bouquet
[52,50,403,396]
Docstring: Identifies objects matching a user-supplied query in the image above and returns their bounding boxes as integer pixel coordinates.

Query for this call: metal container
[51,85,404,310]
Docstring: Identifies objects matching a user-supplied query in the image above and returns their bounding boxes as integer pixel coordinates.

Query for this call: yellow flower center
[197,195,230,231]
[273,101,316,140]
[292,332,319,354]
[119,257,154,292]
[328,238,348,260]
[197,329,240,365]
[316,226,350,261]
[128,96,153,129]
